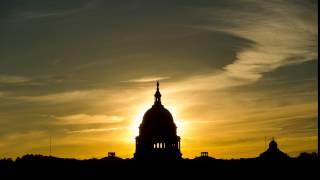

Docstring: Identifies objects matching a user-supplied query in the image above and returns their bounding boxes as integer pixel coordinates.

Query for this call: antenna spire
[49,136,52,157]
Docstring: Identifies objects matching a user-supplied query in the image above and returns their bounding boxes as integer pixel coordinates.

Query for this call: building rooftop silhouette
[259,138,290,160]
[134,82,182,160]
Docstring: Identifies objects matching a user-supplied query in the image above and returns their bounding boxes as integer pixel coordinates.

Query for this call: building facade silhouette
[134,82,182,160]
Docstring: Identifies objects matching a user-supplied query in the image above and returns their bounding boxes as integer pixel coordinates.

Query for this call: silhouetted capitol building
[134,82,182,160]
[131,82,305,161]
[259,138,290,160]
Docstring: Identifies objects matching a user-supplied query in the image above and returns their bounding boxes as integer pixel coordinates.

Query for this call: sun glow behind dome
[165,105,187,138]
[131,103,151,137]
[127,83,188,144]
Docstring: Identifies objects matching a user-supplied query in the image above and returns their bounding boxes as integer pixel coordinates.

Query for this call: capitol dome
[134,82,182,160]
[139,102,177,138]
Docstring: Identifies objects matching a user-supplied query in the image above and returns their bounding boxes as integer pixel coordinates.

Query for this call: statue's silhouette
[134,82,182,160]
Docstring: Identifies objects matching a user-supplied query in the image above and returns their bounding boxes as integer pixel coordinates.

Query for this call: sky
[0,0,318,159]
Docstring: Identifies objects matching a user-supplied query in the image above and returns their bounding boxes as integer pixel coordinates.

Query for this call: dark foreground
[1,155,319,179]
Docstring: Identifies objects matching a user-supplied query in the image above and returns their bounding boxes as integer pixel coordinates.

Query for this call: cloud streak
[16,89,104,103]
[54,114,124,125]
[123,76,170,83]
[12,0,102,20]
[68,127,120,134]
[0,74,32,84]
[170,0,317,92]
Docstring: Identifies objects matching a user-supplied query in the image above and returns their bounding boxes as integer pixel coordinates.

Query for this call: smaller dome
[259,138,289,160]
[269,138,278,150]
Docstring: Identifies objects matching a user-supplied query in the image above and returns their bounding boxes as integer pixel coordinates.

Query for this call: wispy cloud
[0,74,32,84]
[123,76,170,83]
[54,114,124,125]
[16,89,104,103]
[14,0,101,20]
[170,0,317,92]
[86,0,105,9]
[68,127,120,134]
[21,11,76,19]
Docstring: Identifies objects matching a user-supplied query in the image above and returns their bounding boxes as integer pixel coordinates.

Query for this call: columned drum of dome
[134,82,182,160]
